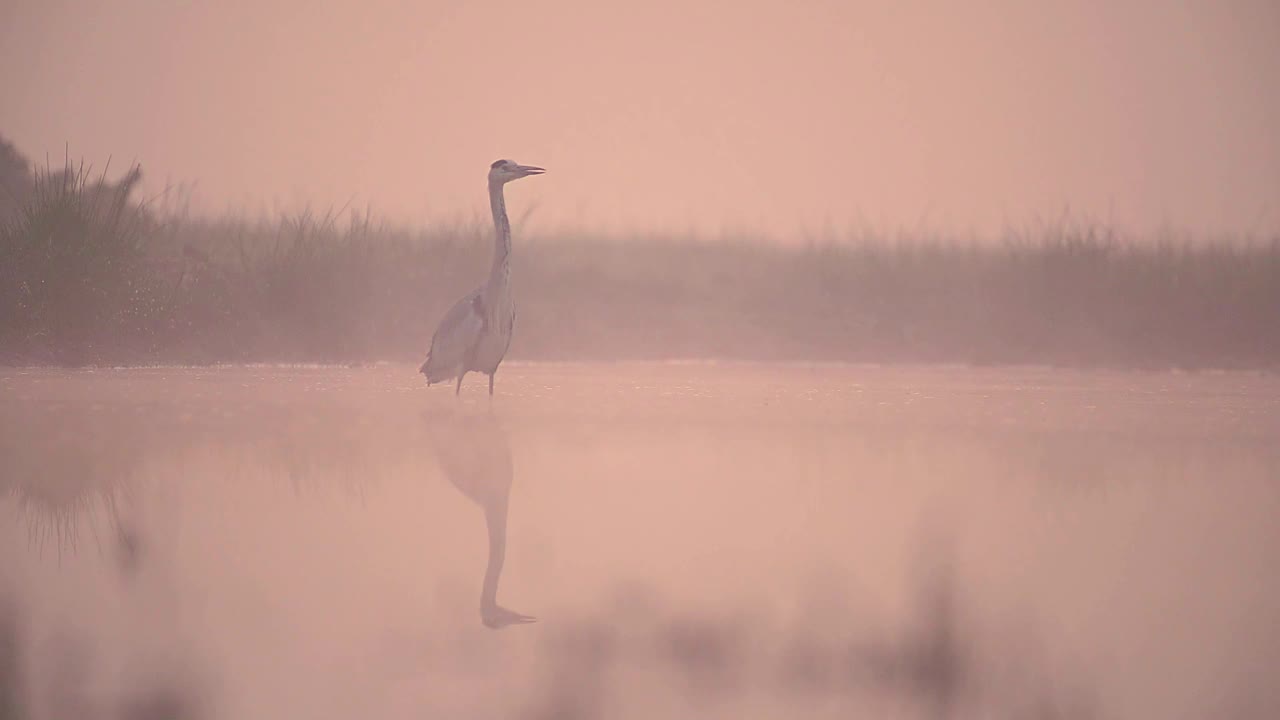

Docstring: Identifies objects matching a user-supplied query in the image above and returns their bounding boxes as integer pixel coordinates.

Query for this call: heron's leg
[456,372,465,396]
[488,373,495,396]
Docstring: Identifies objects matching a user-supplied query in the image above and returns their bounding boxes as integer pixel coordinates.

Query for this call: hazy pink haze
[3,0,1278,239]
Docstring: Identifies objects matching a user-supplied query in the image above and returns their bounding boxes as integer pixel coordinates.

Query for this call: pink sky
[2,0,1278,239]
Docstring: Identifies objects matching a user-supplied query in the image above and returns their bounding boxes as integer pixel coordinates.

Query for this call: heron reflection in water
[423,408,536,628]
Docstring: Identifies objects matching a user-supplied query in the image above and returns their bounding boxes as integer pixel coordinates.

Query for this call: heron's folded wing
[422,291,484,380]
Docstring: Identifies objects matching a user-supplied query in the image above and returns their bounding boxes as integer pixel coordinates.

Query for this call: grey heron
[419,159,545,395]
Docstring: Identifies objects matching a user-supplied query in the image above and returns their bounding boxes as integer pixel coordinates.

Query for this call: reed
[2,157,1277,369]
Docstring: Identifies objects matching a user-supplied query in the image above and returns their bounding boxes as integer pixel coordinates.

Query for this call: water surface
[2,363,1278,719]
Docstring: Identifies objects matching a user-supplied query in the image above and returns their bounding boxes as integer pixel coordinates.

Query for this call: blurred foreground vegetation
[2,139,1278,368]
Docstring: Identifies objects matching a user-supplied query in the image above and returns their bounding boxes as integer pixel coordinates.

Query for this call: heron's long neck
[487,179,512,289]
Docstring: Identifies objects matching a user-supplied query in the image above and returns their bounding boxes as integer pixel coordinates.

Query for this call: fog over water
[3,2,1279,718]
[2,364,1278,719]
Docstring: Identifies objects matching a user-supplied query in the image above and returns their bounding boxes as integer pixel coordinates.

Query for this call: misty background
[4,4,1280,719]
[2,1,1279,368]
[2,0,1278,238]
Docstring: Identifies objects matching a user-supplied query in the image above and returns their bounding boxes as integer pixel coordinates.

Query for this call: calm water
[2,363,1278,719]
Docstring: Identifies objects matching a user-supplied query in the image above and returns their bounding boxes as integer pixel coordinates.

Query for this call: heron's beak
[517,165,545,176]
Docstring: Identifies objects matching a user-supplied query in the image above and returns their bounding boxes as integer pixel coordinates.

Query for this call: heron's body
[420,160,543,395]
[472,283,516,376]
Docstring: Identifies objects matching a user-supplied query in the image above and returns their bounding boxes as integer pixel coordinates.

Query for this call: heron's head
[488,159,545,184]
